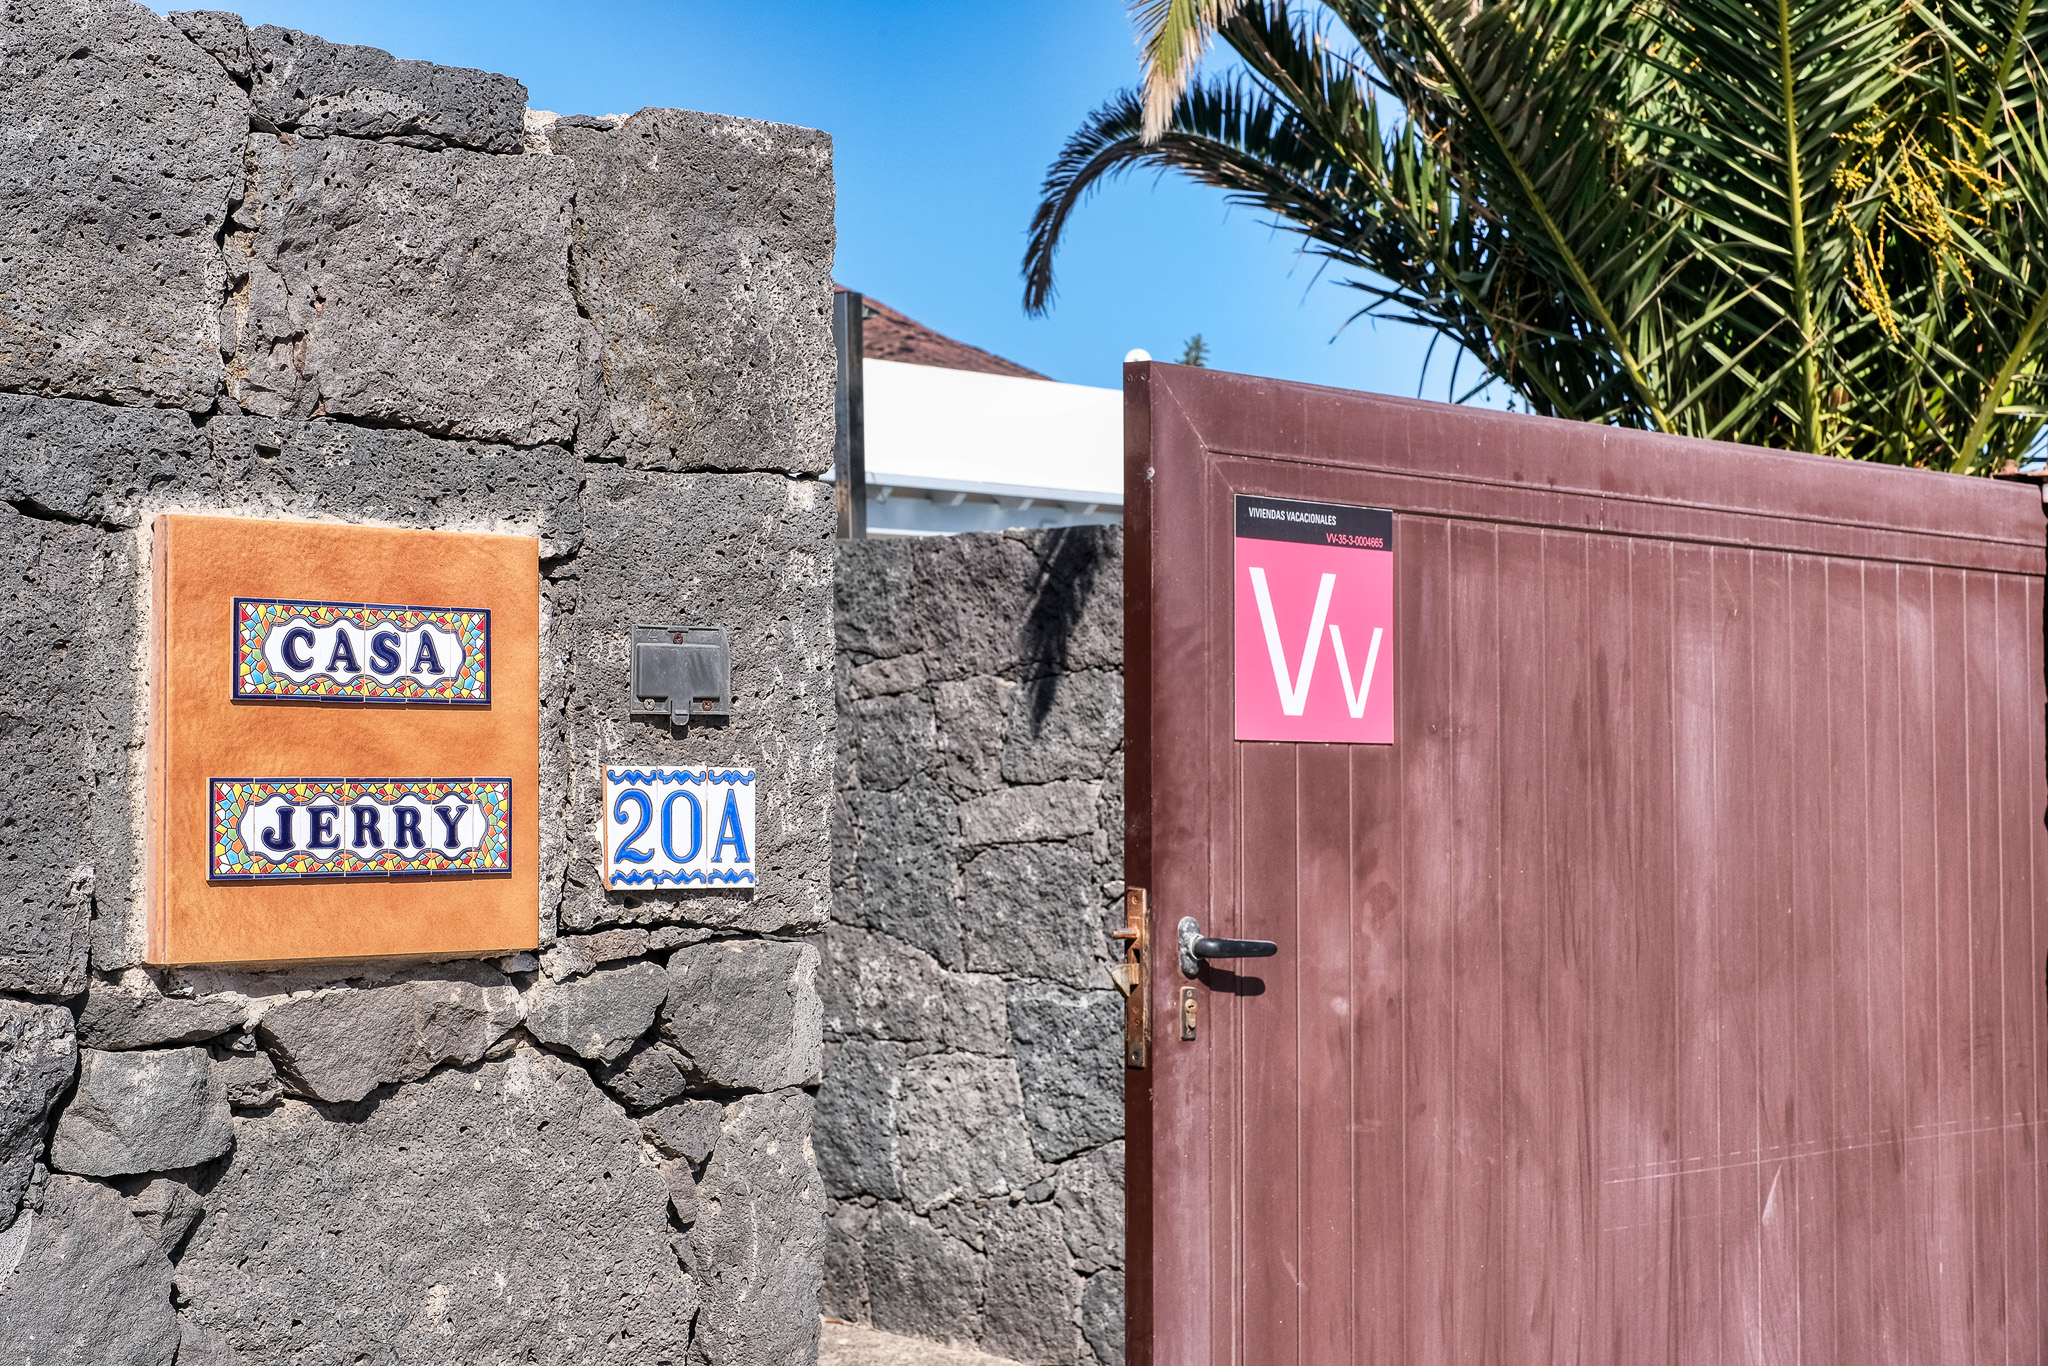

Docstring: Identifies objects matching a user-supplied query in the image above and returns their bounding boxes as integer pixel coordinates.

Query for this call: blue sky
[170,1,1469,395]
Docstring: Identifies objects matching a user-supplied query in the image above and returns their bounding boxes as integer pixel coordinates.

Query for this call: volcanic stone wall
[824,529,1126,1366]
[0,3,835,1363]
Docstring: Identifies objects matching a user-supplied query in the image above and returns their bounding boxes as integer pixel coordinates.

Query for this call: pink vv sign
[1232,495,1394,743]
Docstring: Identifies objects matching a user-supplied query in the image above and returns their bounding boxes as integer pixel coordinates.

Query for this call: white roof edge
[822,467,1122,506]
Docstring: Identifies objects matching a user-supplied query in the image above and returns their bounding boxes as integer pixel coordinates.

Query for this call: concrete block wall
[0,3,835,1362]
[824,528,1126,1366]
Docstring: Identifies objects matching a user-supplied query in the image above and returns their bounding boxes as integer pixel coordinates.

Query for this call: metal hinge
[1109,886,1151,1068]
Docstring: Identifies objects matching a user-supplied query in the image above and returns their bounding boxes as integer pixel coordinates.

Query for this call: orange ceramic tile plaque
[147,514,540,965]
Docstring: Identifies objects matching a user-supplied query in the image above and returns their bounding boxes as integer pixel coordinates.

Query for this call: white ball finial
[1124,348,1152,363]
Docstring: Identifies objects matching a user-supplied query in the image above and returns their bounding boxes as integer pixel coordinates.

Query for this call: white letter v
[1249,568,1335,717]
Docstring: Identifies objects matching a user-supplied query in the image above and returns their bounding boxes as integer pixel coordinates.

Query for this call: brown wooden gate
[1123,363,2048,1365]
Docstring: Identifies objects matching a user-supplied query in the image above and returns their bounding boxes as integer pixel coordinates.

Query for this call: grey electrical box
[631,625,731,721]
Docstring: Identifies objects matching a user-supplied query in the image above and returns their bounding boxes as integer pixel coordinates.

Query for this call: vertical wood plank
[1594,535,1680,1366]
[1671,540,1726,1366]
[1499,524,1540,1366]
[1350,737,1406,1366]
[1750,550,1801,1366]
[1543,532,1595,1362]
[1294,742,1355,1365]
[1820,558,1868,1366]
[1893,563,1946,1358]
[1930,567,1977,1363]
[1994,572,2042,1366]
[1399,516,1458,1366]
[1711,546,1765,1366]
[2025,574,2048,1353]
[1962,573,2009,1366]
[1239,743,1301,1366]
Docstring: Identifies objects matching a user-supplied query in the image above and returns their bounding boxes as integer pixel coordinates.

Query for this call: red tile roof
[836,286,1047,381]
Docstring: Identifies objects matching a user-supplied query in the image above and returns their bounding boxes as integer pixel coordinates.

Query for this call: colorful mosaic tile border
[231,597,490,704]
[209,777,512,881]
[601,766,756,888]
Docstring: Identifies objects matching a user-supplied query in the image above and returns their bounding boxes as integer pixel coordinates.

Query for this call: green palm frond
[1040,0,2048,469]
[1131,0,1256,139]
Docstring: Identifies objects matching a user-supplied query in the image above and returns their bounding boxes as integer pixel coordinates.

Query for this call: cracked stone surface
[49,1047,233,1179]
[0,505,139,993]
[0,0,247,410]
[826,529,1125,1365]
[176,1045,696,1365]
[225,132,583,446]
[663,939,823,1092]
[77,989,242,1051]
[238,21,529,152]
[525,958,669,1062]
[0,1174,180,1366]
[255,966,523,1103]
[689,1089,823,1366]
[551,109,834,474]
[0,1000,77,1228]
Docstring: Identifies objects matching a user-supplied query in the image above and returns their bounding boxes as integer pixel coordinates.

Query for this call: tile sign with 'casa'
[601,767,757,889]
[232,597,491,703]
[1234,494,1395,744]
[149,514,540,966]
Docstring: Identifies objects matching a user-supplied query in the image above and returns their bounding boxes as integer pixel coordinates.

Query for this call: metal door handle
[1178,916,1279,977]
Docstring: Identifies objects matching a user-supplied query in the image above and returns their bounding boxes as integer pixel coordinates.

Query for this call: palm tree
[1024,0,2048,471]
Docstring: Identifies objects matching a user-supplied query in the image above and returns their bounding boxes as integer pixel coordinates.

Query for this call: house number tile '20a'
[602,767,757,889]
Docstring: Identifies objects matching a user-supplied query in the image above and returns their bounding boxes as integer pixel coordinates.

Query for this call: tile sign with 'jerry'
[1234,494,1395,743]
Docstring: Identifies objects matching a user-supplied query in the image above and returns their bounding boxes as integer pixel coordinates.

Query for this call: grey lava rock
[539,926,650,981]
[77,989,242,1051]
[638,1098,724,1166]
[551,109,834,475]
[895,1054,1041,1214]
[593,1041,694,1113]
[0,0,246,410]
[226,133,583,447]
[1007,982,1125,1162]
[49,1048,232,1179]
[689,1089,823,1366]
[175,1046,695,1364]
[255,969,522,1104]
[0,1174,180,1365]
[821,924,1008,1055]
[0,1001,77,1228]
[244,22,528,152]
[166,9,252,78]
[171,1318,234,1366]
[1081,1270,1126,1366]
[1054,1140,1125,1275]
[961,840,1104,987]
[984,1200,1080,1364]
[862,1202,984,1347]
[525,959,669,1061]
[0,510,135,997]
[210,1046,282,1110]
[814,1040,903,1202]
[956,779,1099,847]
[119,1175,203,1258]
[663,939,822,1091]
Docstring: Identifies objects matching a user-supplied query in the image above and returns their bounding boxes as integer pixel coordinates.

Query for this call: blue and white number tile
[601,766,757,889]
